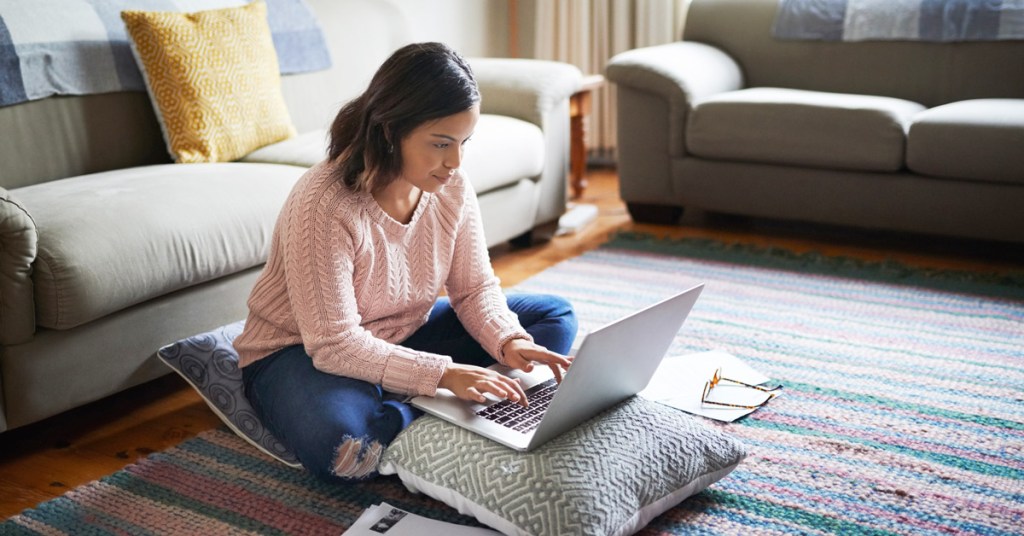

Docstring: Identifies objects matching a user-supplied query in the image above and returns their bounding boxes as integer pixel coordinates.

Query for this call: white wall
[389,0,511,58]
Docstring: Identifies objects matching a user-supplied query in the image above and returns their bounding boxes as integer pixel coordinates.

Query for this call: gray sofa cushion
[687,87,925,172]
[243,114,544,196]
[14,163,304,330]
[907,99,1024,185]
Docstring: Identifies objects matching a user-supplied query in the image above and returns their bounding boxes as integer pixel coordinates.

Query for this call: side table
[569,74,605,199]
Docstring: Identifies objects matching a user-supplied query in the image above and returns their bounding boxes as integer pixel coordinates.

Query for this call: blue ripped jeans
[241,294,577,484]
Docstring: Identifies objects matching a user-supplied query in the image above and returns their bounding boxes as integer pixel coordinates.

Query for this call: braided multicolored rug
[4,233,1023,535]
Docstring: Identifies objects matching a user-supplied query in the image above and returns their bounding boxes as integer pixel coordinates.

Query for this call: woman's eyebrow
[430,132,473,142]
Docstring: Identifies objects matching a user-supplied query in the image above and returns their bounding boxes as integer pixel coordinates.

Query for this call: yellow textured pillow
[121,2,296,163]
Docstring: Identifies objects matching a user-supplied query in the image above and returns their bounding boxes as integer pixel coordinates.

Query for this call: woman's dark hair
[328,42,480,193]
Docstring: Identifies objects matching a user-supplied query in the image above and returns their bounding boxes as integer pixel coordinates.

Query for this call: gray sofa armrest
[607,41,744,159]
[469,58,584,127]
[0,186,37,344]
[607,41,744,108]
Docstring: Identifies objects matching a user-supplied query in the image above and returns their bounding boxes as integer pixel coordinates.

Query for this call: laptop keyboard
[475,378,558,433]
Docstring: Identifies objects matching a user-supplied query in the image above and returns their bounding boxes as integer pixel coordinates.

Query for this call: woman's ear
[381,124,395,154]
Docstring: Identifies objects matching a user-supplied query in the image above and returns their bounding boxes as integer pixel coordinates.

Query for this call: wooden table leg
[570,92,589,199]
[568,75,604,200]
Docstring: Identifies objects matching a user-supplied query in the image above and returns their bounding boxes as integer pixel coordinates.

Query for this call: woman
[233,42,577,484]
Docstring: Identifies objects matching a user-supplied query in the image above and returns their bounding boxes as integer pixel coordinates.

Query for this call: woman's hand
[438,363,529,406]
[501,338,573,384]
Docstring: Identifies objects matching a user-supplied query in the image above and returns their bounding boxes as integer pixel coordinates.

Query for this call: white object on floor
[556,203,598,235]
[640,350,780,422]
[346,502,502,535]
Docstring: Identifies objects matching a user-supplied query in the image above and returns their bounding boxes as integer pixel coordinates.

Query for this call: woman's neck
[373,179,422,224]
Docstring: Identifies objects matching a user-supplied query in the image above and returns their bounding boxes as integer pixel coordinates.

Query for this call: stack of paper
[346,503,501,535]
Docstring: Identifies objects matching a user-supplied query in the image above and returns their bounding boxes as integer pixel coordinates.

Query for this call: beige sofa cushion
[242,114,545,195]
[462,115,545,193]
[240,130,330,167]
[687,87,924,172]
[907,99,1024,186]
[14,164,304,330]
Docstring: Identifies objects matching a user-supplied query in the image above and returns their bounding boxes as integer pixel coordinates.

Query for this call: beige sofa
[606,0,1024,243]
[0,0,582,433]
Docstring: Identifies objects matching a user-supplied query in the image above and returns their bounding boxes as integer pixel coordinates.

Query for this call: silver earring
[388,144,394,154]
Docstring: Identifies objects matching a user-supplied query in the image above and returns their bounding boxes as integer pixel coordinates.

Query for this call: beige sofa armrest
[468,58,584,233]
[468,58,584,127]
[0,186,37,344]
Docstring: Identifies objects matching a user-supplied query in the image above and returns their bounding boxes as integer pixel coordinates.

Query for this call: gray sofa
[0,0,581,433]
[606,0,1024,243]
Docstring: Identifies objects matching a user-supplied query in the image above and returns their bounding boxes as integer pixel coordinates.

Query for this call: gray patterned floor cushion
[157,320,301,467]
[379,396,747,536]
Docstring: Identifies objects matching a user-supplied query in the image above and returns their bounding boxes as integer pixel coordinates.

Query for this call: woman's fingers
[515,347,572,377]
[465,387,486,403]
[536,349,573,369]
[491,375,527,406]
[549,363,564,384]
[447,365,528,406]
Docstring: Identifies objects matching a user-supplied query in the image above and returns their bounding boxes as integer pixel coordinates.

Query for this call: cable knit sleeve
[444,174,533,364]
[279,170,450,397]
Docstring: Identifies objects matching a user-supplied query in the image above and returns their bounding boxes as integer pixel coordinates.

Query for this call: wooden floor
[2,167,1021,519]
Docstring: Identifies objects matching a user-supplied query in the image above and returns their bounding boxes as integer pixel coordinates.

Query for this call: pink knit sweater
[233,161,531,397]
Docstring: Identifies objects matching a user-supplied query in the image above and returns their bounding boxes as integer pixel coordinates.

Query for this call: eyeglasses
[701,367,782,410]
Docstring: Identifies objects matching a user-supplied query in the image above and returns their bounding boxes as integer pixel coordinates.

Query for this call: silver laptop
[411,283,704,451]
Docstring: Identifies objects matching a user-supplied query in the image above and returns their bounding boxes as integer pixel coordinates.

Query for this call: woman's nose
[444,147,462,170]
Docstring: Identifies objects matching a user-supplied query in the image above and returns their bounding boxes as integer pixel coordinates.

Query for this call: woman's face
[398,105,479,193]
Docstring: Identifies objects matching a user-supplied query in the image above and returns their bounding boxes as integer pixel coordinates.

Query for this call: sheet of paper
[640,350,778,422]
[345,502,502,536]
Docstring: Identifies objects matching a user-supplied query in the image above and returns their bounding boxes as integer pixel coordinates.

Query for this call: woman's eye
[434,143,449,149]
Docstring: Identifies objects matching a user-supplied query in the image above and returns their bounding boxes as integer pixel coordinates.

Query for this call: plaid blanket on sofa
[773,0,1024,42]
[0,0,331,108]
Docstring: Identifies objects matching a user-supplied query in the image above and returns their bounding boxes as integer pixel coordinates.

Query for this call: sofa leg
[509,229,535,248]
[509,221,558,249]
[626,203,684,225]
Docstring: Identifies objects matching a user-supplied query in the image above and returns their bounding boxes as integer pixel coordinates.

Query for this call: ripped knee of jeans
[331,436,384,480]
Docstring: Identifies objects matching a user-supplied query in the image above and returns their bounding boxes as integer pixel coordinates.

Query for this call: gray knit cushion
[379,396,746,536]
